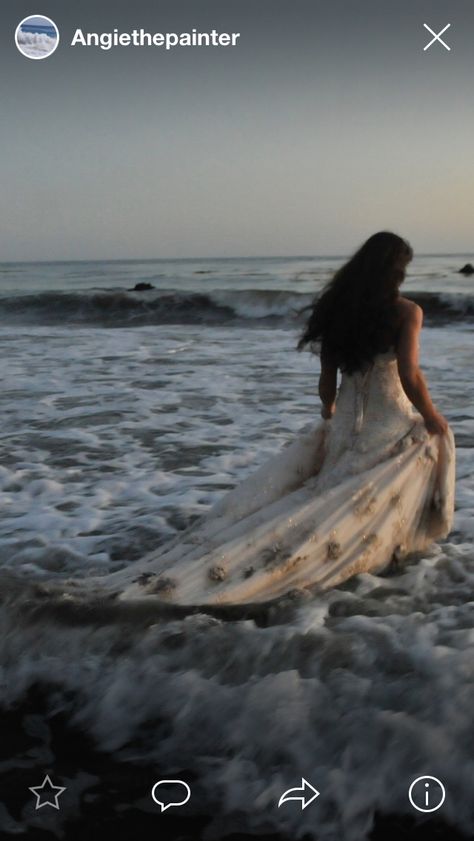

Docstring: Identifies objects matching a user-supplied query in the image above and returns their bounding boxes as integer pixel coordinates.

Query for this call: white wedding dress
[108,350,455,607]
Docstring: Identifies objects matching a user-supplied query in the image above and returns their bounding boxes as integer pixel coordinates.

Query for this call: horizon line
[1,252,473,266]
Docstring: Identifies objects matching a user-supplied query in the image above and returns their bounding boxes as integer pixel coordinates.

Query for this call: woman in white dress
[109,232,455,609]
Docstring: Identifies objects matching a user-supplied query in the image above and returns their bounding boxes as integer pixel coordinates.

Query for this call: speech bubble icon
[151,779,191,812]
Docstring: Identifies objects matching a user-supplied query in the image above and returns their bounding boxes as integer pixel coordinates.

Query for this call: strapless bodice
[314,350,419,492]
[337,350,413,435]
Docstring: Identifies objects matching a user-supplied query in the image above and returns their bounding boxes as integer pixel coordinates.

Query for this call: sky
[1,0,473,260]
[20,16,56,27]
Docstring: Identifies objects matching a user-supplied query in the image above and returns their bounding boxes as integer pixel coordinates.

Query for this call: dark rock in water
[130,282,155,291]
[459,263,474,275]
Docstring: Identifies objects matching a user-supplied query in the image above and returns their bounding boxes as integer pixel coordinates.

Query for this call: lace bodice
[314,351,419,491]
[338,351,414,432]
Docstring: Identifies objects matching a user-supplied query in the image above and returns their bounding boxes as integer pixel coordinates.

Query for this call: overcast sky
[1,0,473,260]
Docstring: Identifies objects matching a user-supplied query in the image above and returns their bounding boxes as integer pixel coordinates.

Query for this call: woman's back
[337,350,414,435]
[314,350,418,493]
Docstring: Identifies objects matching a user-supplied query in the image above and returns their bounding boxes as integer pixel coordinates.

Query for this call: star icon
[29,774,66,810]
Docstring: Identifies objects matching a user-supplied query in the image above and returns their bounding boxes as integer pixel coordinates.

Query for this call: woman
[300,231,449,435]
[107,232,455,607]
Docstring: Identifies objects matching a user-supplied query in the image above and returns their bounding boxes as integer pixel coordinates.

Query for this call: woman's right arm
[396,300,449,435]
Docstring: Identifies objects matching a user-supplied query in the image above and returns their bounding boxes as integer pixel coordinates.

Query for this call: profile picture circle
[15,15,59,60]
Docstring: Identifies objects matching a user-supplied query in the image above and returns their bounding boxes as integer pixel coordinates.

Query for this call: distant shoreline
[0,253,473,266]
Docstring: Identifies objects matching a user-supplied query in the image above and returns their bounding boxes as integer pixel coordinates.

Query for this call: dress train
[103,351,455,606]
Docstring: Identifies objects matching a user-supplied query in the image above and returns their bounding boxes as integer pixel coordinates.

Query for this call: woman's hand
[321,402,336,420]
[424,411,449,436]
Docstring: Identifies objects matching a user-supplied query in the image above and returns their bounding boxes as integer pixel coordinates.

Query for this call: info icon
[15,15,59,60]
[408,776,446,813]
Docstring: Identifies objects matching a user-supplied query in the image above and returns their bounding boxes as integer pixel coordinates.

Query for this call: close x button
[423,23,451,51]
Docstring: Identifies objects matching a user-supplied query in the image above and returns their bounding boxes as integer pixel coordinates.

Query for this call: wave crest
[0,289,472,328]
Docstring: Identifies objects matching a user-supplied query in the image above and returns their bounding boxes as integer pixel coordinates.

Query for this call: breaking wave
[0,289,473,328]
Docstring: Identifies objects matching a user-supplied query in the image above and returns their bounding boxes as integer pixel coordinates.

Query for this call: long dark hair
[297,231,413,374]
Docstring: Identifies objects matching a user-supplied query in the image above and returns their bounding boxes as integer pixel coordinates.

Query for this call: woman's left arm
[319,355,337,418]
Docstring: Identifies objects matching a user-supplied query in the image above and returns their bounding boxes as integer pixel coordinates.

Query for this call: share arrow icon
[278,778,320,810]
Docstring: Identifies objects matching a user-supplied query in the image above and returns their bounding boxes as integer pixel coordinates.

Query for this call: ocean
[1,254,473,839]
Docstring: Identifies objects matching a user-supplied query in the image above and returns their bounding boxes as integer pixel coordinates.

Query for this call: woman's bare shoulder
[395,296,423,322]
